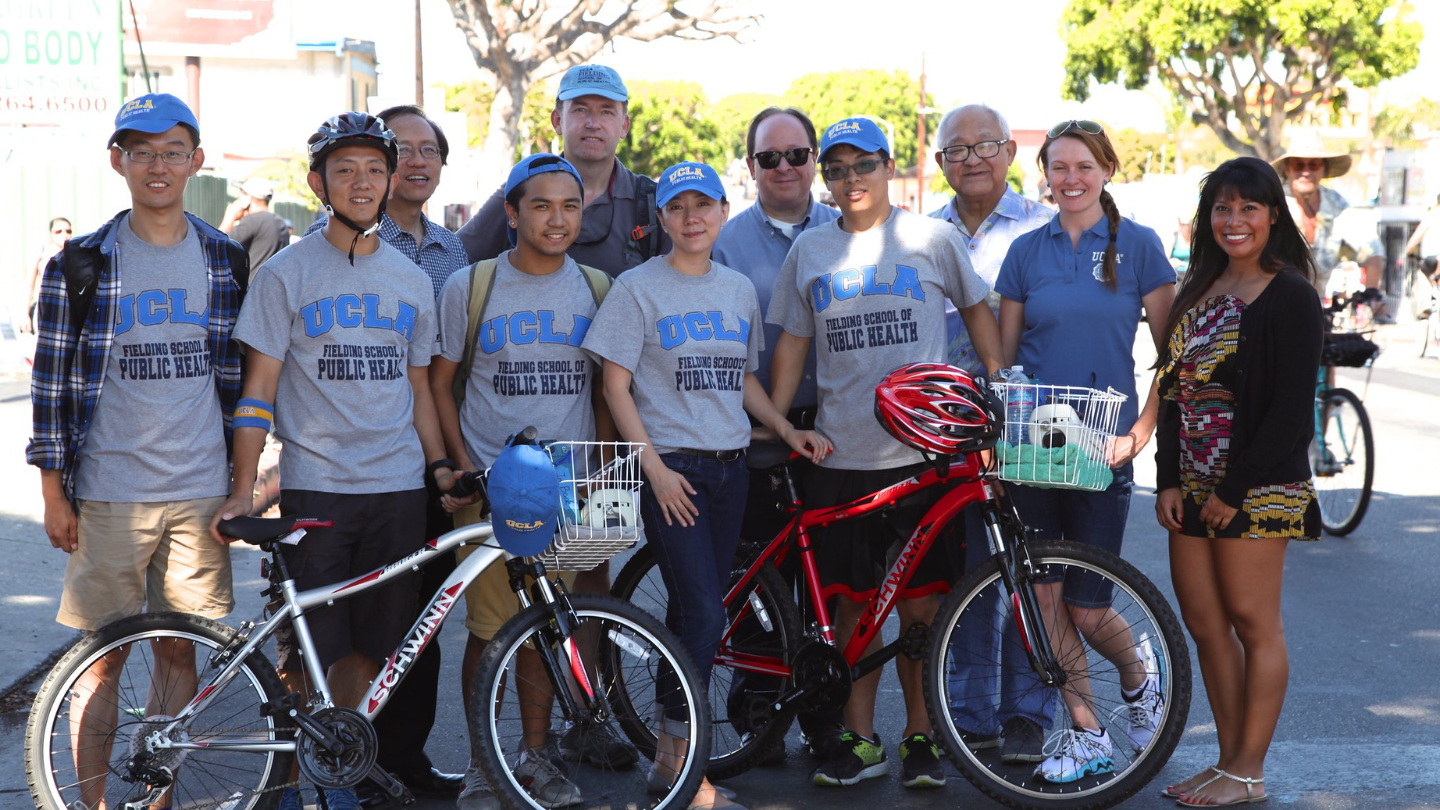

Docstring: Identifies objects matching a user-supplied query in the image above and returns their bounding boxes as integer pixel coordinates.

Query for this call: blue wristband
[234,397,274,431]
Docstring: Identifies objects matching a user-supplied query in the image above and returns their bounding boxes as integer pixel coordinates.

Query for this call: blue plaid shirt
[27,211,246,502]
[305,214,469,301]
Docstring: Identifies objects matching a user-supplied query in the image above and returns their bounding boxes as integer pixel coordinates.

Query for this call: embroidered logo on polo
[1089,251,1125,282]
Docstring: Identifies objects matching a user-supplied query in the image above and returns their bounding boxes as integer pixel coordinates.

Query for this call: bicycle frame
[145,518,513,755]
[717,453,1061,685]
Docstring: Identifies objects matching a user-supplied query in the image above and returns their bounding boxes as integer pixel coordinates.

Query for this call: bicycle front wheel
[473,594,709,810]
[926,540,1190,810]
[1312,387,1375,536]
[26,612,294,810]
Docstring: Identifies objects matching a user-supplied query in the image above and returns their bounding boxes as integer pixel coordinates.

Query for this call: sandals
[1176,769,1267,807]
[1161,765,1218,799]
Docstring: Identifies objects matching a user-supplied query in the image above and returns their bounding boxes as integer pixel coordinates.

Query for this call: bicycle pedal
[902,622,929,661]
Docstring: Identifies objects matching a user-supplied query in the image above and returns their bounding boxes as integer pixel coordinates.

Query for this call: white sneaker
[458,763,499,810]
[1034,727,1114,783]
[515,747,584,807]
[1124,633,1165,752]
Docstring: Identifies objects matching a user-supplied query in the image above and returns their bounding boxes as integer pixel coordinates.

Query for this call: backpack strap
[454,258,500,406]
[630,175,660,261]
[225,240,251,297]
[58,236,103,336]
[576,263,611,306]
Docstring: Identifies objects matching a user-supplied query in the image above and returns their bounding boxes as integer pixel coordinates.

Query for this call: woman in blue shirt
[994,120,1177,783]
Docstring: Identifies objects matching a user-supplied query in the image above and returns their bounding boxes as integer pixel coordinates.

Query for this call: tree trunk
[478,78,526,192]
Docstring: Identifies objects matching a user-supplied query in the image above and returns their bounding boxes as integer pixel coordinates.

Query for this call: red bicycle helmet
[874,363,1002,456]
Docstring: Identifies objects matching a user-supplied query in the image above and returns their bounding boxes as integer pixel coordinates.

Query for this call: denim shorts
[1007,463,1133,609]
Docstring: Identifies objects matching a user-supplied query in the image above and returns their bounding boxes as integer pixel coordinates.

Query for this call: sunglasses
[752,148,814,170]
[821,158,886,183]
[1047,120,1105,138]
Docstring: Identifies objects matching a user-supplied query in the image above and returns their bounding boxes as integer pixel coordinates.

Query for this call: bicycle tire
[610,546,801,779]
[26,612,294,810]
[1313,387,1375,536]
[925,540,1191,810]
[472,594,710,810]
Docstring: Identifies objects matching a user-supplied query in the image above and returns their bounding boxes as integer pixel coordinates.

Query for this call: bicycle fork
[982,502,1068,688]
[506,559,607,724]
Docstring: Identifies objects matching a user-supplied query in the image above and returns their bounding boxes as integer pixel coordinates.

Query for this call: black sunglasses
[1048,120,1104,138]
[752,148,814,170]
[820,158,886,183]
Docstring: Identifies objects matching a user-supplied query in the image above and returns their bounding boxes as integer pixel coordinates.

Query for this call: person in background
[1271,132,1379,296]
[221,178,290,278]
[24,216,71,334]
[1154,156,1323,807]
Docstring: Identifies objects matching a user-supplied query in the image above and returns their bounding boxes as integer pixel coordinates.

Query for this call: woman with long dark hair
[1154,156,1323,806]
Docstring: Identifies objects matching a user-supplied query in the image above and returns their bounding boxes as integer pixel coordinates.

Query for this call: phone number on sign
[3,95,110,113]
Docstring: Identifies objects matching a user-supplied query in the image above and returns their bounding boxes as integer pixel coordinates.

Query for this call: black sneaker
[801,722,847,761]
[1001,717,1046,764]
[898,732,946,788]
[810,731,888,786]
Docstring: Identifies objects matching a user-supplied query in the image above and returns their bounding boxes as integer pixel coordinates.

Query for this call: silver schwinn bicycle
[25,429,710,810]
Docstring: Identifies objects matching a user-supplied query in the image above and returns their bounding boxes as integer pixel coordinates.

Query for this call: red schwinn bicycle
[611,363,1191,810]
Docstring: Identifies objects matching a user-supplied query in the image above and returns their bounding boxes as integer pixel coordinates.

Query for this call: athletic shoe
[322,788,364,810]
[1000,717,1046,764]
[557,721,639,769]
[1034,727,1114,784]
[811,731,888,786]
[801,722,847,761]
[458,764,500,810]
[1122,633,1165,753]
[898,732,946,788]
[958,728,1001,753]
[515,748,584,807]
[274,789,305,810]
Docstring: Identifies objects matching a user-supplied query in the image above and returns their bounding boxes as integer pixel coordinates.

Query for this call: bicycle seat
[217,515,333,544]
[746,441,793,471]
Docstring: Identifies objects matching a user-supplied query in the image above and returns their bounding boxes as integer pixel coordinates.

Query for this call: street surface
[1,325,1437,809]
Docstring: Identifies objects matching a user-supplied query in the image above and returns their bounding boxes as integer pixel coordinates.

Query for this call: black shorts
[808,462,963,604]
[274,488,427,672]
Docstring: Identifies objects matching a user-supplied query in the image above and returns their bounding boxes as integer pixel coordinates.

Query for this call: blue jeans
[639,452,747,718]
[948,503,1056,735]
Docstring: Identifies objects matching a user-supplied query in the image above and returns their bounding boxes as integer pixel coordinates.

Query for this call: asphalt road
[2,327,1438,809]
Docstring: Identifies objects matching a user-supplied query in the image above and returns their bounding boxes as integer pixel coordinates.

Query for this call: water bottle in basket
[1002,366,1038,445]
[549,442,581,524]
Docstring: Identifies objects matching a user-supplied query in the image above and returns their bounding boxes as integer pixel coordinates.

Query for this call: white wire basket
[986,383,1127,492]
[537,440,646,571]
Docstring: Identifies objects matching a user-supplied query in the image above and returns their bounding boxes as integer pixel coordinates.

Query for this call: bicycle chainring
[789,641,852,715]
[296,706,377,790]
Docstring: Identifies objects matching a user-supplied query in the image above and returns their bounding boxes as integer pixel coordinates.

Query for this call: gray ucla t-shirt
[768,206,989,470]
[438,253,599,467]
[75,215,229,502]
[582,257,762,455]
[234,232,437,494]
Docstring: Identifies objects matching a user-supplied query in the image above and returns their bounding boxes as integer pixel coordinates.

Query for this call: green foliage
[617,81,726,178]
[1007,162,1025,194]
[252,151,314,204]
[1060,0,1423,159]
[710,93,784,161]
[1106,126,1176,182]
[445,80,557,159]
[782,70,937,168]
[1376,99,1440,148]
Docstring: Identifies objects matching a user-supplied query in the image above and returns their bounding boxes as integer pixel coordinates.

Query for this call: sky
[309,0,1440,136]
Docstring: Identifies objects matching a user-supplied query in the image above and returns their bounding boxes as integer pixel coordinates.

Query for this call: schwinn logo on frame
[368,581,464,713]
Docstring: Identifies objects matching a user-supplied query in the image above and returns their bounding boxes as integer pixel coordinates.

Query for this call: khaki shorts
[455,502,576,640]
[58,497,233,631]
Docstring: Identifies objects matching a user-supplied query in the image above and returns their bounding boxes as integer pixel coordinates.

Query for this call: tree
[446,0,759,182]
[1060,0,1422,161]
[783,70,937,169]
[710,92,783,161]
[1375,99,1440,148]
[445,80,556,158]
[616,81,725,178]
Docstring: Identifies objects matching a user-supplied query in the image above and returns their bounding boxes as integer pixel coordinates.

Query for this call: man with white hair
[221,177,290,277]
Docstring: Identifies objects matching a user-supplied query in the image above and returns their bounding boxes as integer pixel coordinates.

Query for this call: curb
[0,632,80,703]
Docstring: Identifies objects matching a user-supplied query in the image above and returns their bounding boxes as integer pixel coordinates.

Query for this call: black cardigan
[1156,270,1324,507]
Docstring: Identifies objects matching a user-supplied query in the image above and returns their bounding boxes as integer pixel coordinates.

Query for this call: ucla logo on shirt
[114,288,208,336]
[1089,251,1125,282]
[810,265,925,313]
[480,311,592,354]
[301,295,418,340]
[656,311,750,350]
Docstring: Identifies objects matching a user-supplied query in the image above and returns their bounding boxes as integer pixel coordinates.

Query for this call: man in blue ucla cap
[28,92,249,809]
[457,64,670,277]
[768,115,1003,790]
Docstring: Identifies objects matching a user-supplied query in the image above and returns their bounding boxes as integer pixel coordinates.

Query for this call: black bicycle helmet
[306,112,399,264]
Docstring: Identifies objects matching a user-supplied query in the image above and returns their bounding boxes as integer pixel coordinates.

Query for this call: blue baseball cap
[110,93,200,147]
[557,65,628,103]
[819,117,890,161]
[656,161,726,208]
[488,442,561,558]
[503,153,585,247]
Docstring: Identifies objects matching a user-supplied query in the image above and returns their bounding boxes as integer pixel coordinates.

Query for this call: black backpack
[629,175,661,262]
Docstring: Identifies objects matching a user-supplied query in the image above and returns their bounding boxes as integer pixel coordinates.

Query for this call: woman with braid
[994,120,1176,784]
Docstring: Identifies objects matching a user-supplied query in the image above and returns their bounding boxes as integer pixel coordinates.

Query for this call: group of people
[30,59,1336,810]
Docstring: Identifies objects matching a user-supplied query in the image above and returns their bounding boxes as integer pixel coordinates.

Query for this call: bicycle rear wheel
[26,612,294,810]
[611,545,801,778]
[926,540,1190,810]
[1312,387,1375,536]
[472,594,709,810]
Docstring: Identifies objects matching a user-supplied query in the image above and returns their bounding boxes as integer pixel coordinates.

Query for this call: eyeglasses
[821,158,886,182]
[752,148,814,170]
[397,144,442,160]
[1288,158,1326,171]
[939,139,1010,163]
[1047,120,1105,138]
[118,148,196,165]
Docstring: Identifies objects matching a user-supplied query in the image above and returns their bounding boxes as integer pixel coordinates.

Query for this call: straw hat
[1271,131,1352,179]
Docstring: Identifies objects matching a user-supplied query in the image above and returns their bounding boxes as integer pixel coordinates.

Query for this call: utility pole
[415,0,424,104]
[916,55,927,214]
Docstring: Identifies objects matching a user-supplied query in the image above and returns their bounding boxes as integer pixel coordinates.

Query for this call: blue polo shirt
[713,198,840,409]
[994,215,1175,432]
